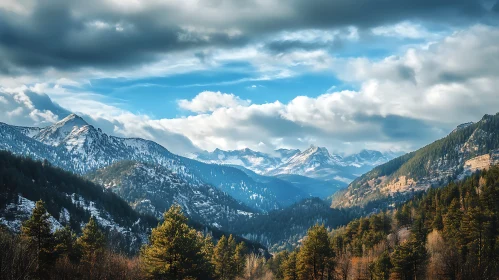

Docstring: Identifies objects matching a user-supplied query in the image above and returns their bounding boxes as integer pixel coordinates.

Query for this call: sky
[1,0,499,156]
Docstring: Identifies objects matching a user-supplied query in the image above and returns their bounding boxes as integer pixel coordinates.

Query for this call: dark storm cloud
[0,0,249,71]
[493,1,499,12]
[0,0,490,74]
[266,40,343,53]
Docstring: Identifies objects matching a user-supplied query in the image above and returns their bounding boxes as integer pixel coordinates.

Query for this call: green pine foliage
[77,216,106,262]
[320,166,499,279]
[212,234,247,280]
[2,200,143,280]
[296,224,335,279]
[20,200,55,278]
[140,205,211,279]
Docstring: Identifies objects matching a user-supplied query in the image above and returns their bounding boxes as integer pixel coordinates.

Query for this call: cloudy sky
[1,0,499,155]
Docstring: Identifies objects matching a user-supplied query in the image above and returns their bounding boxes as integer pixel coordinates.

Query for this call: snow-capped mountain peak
[34,113,90,146]
[287,145,342,165]
[343,149,389,167]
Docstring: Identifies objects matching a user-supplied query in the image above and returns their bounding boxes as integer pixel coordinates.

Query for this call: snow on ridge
[0,196,62,233]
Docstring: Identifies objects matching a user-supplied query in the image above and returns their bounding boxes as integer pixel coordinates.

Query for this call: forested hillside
[0,151,157,253]
[0,202,269,280]
[268,166,499,279]
[333,113,499,208]
[231,198,353,252]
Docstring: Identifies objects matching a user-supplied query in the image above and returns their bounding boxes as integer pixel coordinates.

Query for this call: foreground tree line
[0,203,260,280]
[3,166,499,279]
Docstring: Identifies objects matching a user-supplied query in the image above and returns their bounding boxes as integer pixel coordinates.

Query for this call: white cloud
[371,21,434,39]
[178,91,251,113]
[0,86,69,126]
[2,24,499,156]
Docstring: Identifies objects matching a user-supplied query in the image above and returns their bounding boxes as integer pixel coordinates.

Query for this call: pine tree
[267,251,289,279]
[392,218,428,280]
[297,224,335,280]
[212,234,245,280]
[53,225,80,262]
[77,216,106,263]
[200,234,215,278]
[140,205,209,279]
[369,251,392,280]
[21,200,55,278]
[234,241,247,276]
[282,251,299,280]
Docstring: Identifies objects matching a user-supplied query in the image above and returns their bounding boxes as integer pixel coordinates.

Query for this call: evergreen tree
[200,234,215,277]
[53,225,80,262]
[212,234,245,280]
[282,251,299,280]
[392,218,428,280]
[297,224,335,280]
[140,205,209,279]
[77,216,106,265]
[267,251,289,279]
[234,241,247,277]
[369,251,392,280]
[21,200,55,278]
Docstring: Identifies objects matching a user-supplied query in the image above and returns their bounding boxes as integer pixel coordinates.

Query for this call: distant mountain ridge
[195,145,397,183]
[332,113,499,208]
[0,114,310,212]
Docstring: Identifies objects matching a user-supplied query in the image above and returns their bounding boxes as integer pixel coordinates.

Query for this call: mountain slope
[266,145,395,183]
[231,198,351,251]
[332,113,499,208]
[275,174,346,199]
[228,165,312,205]
[195,146,395,184]
[0,151,156,253]
[0,114,309,211]
[85,161,255,230]
[0,151,271,256]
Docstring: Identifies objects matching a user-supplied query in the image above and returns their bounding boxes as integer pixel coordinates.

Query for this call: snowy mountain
[195,145,395,185]
[0,150,270,255]
[85,161,255,230]
[265,145,396,183]
[0,114,310,211]
[342,149,395,168]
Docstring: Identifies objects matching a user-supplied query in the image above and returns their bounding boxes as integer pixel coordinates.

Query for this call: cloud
[158,24,499,153]
[0,86,70,126]
[178,91,251,113]
[371,22,434,39]
[2,24,499,156]
[0,0,489,78]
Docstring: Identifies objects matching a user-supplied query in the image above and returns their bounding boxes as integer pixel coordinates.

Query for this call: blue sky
[0,0,499,155]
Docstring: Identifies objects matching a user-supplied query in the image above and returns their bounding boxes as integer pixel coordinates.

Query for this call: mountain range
[195,145,397,183]
[0,112,397,248]
[0,114,316,213]
[332,113,499,208]
[3,112,499,251]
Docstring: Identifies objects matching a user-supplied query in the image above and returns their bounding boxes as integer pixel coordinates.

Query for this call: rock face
[0,114,309,212]
[332,113,499,208]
